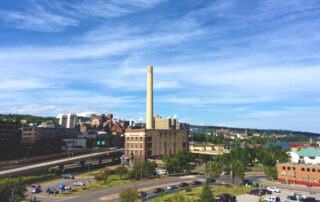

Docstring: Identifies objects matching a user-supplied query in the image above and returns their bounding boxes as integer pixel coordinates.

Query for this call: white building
[62,138,86,150]
[59,113,78,128]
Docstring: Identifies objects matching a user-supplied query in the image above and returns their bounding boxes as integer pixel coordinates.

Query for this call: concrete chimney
[146,66,154,129]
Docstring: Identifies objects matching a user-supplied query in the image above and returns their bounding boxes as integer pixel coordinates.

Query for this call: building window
[127,150,129,155]
[318,169,320,172]
[147,150,152,156]
[160,132,162,136]
[136,143,138,148]
[148,143,152,148]
[127,143,129,148]
[140,143,142,148]
[312,169,316,172]
[135,150,137,155]
[292,167,296,171]
[127,137,129,141]
[131,137,134,141]
[135,137,138,141]
[287,167,291,170]
[140,137,142,141]
[140,150,142,155]
[302,168,305,171]
[131,143,133,148]
[282,166,286,170]
[147,137,152,141]
[307,168,310,172]
[182,143,186,148]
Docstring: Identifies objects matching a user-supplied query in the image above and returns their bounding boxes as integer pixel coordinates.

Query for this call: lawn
[56,174,134,197]
[149,184,253,201]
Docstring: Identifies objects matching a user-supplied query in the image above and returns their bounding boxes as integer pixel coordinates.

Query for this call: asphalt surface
[56,175,205,202]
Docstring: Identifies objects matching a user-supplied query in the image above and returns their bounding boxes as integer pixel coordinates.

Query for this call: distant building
[0,121,21,154]
[62,138,86,150]
[59,113,78,128]
[154,115,176,130]
[21,126,78,145]
[290,140,315,152]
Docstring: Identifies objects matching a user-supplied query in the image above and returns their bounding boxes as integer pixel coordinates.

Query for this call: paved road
[0,149,123,177]
[56,175,204,202]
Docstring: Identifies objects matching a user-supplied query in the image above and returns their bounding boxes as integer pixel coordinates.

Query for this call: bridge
[0,149,123,178]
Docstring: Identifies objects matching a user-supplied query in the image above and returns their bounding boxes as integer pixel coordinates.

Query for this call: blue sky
[0,0,320,133]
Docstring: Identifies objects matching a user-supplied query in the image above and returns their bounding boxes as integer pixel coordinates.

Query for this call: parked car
[73,182,85,186]
[264,196,281,202]
[206,178,216,183]
[64,186,72,190]
[156,170,167,176]
[191,180,202,185]
[215,193,236,202]
[138,192,148,198]
[62,174,74,179]
[166,185,178,190]
[242,179,252,185]
[260,188,272,195]
[179,182,189,187]
[247,189,260,195]
[287,193,306,200]
[31,187,42,194]
[29,184,41,188]
[301,197,316,202]
[153,188,165,193]
[46,188,59,194]
[266,187,281,193]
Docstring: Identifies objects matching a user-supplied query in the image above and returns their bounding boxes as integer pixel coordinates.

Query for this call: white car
[264,196,280,202]
[156,169,167,176]
[267,187,281,193]
[64,186,72,190]
[73,182,85,186]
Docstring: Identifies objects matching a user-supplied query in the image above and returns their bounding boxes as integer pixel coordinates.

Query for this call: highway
[0,149,123,178]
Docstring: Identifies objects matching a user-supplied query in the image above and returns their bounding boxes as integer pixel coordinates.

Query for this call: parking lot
[26,176,96,201]
[237,188,319,202]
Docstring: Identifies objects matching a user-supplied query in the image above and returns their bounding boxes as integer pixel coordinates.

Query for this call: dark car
[46,188,59,194]
[61,174,74,179]
[153,188,165,193]
[191,180,202,185]
[301,197,316,202]
[287,193,306,201]
[215,193,236,202]
[260,189,272,195]
[206,178,216,183]
[242,179,252,185]
[138,192,148,198]
[31,187,42,194]
[247,189,260,195]
[179,182,189,187]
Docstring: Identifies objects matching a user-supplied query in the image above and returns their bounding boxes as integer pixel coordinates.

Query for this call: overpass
[0,149,123,178]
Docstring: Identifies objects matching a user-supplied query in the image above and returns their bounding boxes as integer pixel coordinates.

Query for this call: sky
[0,0,320,133]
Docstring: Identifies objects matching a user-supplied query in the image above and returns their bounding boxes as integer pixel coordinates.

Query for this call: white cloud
[0,4,78,32]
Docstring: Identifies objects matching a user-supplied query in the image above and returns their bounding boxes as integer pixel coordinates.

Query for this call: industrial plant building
[124,66,189,162]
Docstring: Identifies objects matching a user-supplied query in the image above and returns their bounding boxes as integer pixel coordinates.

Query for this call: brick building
[125,129,188,161]
[277,163,320,187]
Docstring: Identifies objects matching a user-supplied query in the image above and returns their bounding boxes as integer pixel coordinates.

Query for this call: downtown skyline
[0,0,320,132]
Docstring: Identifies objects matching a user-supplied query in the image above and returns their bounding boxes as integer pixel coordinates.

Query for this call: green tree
[230,160,245,183]
[200,182,215,202]
[162,155,178,174]
[205,161,222,180]
[103,169,111,184]
[174,150,196,171]
[119,188,139,202]
[265,166,278,180]
[12,178,27,202]
[115,165,128,179]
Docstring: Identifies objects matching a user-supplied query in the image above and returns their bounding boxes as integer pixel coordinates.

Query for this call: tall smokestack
[146,66,154,129]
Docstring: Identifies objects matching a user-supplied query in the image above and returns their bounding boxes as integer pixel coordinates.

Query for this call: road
[0,149,123,178]
[38,175,204,202]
